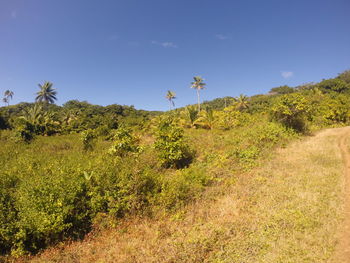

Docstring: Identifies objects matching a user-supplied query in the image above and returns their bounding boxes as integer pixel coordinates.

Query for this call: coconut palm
[234,94,249,111]
[165,90,176,110]
[2,97,8,106]
[3,90,14,106]
[35,81,57,104]
[191,76,206,111]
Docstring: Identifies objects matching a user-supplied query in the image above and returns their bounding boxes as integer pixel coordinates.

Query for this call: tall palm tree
[165,90,176,110]
[234,94,249,111]
[35,81,57,104]
[2,97,8,106]
[3,90,14,106]
[191,76,206,111]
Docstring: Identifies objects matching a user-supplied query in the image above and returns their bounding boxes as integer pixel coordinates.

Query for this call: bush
[154,118,194,168]
[81,129,96,151]
[14,121,35,143]
[0,114,8,130]
[270,93,310,132]
[88,157,161,218]
[158,166,210,210]
[0,174,19,254]
[12,173,91,255]
[108,127,141,156]
[215,106,245,130]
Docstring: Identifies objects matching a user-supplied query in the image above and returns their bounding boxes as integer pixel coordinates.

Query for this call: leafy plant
[81,129,96,151]
[270,93,310,132]
[154,118,194,168]
[108,127,141,156]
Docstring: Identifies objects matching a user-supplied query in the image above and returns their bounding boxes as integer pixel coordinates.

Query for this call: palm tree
[35,81,57,104]
[191,76,206,111]
[165,90,176,110]
[2,97,8,106]
[234,94,249,111]
[3,90,14,106]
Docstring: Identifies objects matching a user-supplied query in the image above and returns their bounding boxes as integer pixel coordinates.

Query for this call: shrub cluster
[154,118,194,168]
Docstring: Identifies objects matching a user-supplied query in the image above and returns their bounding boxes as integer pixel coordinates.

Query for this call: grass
[26,127,346,263]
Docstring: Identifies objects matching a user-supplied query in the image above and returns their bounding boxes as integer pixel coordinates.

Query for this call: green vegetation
[1,70,350,259]
[154,118,193,168]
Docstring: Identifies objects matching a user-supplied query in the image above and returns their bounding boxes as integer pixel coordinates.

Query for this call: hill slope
[30,127,350,263]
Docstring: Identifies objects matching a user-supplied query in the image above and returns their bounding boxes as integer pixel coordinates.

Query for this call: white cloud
[281,71,294,79]
[215,34,229,40]
[11,10,17,19]
[151,40,178,48]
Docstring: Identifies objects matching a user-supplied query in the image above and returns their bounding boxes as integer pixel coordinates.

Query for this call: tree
[191,76,206,111]
[317,78,350,93]
[269,85,295,95]
[165,90,176,110]
[35,81,57,104]
[234,94,250,111]
[2,97,8,106]
[3,90,14,106]
[337,70,350,84]
[271,93,310,132]
[154,118,193,168]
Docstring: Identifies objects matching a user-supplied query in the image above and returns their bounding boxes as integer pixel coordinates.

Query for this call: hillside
[28,127,350,263]
[1,71,350,262]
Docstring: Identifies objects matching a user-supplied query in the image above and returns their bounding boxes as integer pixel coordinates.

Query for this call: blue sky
[1,0,349,111]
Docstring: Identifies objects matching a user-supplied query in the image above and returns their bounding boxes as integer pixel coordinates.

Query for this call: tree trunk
[197,89,200,112]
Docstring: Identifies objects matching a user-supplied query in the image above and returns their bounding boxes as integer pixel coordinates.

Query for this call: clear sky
[1,0,349,111]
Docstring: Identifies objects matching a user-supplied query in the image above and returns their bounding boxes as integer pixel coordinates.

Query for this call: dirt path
[336,127,350,263]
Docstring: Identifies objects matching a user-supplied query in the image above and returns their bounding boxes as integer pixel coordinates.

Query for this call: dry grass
[28,128,347,263]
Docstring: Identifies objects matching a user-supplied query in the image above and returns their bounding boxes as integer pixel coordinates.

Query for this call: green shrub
[14,121,35,143]
[88,157,161,218]
[270,93,310,132]
[158,166,210,210]
[0,174,19,254]
[108,127,141,156]
[13,173,91,255]
[319,96,350,124]
[81,129,96,151]
[154,118,194,168]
